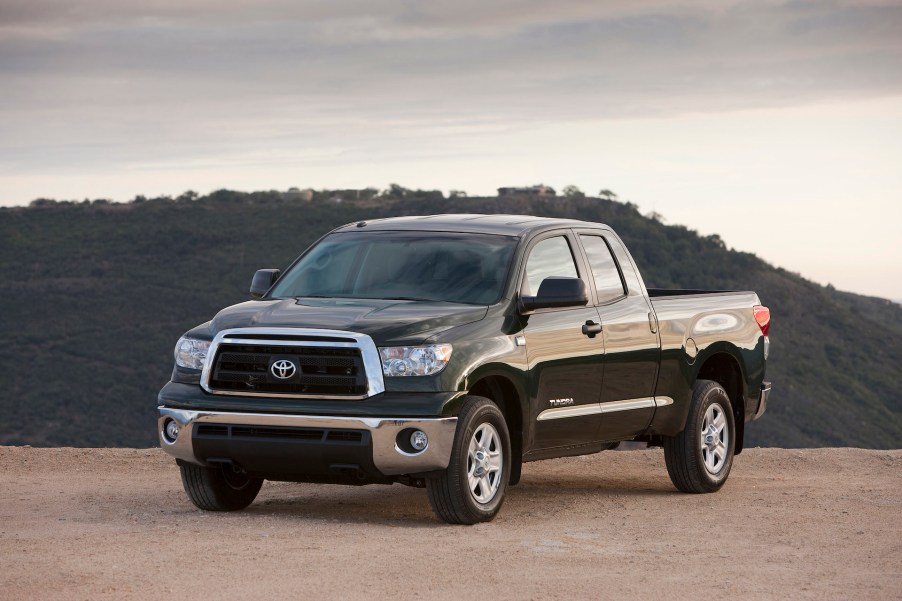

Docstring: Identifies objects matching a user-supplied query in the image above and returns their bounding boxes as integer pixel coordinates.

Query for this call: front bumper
[158,406,457,477]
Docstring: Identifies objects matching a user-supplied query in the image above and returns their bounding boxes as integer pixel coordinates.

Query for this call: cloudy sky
[1,0,901,298]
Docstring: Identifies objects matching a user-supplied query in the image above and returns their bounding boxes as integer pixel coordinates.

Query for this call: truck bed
[648,289,766,430]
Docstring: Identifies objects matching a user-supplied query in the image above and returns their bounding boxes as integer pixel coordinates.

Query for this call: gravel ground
[1,446,900,601]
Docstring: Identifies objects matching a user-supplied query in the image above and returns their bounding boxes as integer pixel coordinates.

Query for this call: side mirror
[519,276,588,312]
[250,269,281,299]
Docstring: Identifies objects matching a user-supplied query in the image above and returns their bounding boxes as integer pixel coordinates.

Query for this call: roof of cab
[332,214,609,237]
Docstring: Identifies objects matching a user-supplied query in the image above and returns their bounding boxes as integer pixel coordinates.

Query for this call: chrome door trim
[537,396,671,421]
[536,404,600,421]
[599,398,655,413]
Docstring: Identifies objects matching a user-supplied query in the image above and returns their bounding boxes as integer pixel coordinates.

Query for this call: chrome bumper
[157,407,457,476]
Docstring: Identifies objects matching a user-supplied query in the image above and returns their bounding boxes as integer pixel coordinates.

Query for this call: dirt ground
[1,447,900,601]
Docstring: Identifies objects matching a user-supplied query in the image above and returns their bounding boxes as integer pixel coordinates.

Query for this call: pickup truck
[158,214,771,524]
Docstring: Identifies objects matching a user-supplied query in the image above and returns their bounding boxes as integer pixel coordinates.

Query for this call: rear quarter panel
[649,291,767,436]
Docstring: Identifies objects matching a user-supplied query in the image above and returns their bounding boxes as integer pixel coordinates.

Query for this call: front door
[520,232,605,450]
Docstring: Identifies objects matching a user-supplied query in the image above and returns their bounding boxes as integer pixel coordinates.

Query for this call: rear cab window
[604,235,645,296]
[579,235,627,304]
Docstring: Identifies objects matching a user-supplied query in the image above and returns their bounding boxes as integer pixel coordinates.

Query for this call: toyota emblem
[270,359,297,379]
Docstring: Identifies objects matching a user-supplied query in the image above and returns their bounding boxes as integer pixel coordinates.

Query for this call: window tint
[580,235,626,303]
[522,236,578,296]
[604,235,643,295]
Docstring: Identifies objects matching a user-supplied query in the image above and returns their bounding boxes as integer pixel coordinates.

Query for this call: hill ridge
[1,191,900,447]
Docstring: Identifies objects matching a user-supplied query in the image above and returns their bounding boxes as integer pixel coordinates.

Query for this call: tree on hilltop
[383,183,411,198]
[562,185,585,199]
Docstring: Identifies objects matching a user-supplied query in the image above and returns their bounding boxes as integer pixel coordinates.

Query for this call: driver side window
[522,236,579,296]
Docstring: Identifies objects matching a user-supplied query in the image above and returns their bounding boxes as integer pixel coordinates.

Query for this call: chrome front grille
[200,328,385,399]
[210,344,366,395]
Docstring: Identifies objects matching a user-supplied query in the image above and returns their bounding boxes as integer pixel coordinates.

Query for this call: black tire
[178,462,263,511]
[426,396,511,524]
[664,379,735,493]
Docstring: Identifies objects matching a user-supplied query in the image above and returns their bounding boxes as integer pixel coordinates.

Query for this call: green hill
[1,191,900,448]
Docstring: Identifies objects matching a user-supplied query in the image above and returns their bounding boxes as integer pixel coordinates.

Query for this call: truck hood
[209,297,489,345]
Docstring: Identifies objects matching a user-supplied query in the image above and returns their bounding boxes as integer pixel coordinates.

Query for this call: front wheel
[664,379,735,493]
[426,396,511,524]
[179,462,263,511]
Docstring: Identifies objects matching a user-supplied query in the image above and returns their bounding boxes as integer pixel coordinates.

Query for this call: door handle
[582,320,602,338]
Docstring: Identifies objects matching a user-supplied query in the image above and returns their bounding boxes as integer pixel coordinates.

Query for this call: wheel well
[696,353,746,454]
[469,375,523,484]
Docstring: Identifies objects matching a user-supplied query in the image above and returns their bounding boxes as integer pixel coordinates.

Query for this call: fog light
[163,419,179,443]
[410,430,428,452]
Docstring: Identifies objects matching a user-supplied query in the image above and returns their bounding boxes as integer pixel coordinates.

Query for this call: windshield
[269,231,518,305]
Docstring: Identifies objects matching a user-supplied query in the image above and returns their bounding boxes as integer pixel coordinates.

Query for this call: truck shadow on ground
[515,475,676,498]
[217,472,679,526]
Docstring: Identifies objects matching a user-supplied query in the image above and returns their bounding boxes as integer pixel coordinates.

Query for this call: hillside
[1,191,900,448]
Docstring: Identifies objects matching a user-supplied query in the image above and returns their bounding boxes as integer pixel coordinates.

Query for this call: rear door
[520,231,605,450]
[577,231,660,440]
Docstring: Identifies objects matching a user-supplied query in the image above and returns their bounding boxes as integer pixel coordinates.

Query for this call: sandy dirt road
[1,447,900,601]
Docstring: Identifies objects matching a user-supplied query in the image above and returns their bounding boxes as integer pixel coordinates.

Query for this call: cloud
[0,0,900,175]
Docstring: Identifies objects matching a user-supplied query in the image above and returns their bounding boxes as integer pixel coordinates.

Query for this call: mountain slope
[1,192,899,448]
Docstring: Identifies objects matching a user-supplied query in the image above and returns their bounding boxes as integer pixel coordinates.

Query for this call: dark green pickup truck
[158,214,771,524]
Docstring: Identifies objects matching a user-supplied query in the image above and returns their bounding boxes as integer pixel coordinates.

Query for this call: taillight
[753,305,770,336]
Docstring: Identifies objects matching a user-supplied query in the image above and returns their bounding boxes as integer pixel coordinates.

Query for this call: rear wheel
[426,396,511,524]
[664,379,735,493]
[179,462,263,511]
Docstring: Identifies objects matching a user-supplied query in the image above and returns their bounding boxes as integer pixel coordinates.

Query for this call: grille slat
[326,430,364,442]
[231,426,325,440]
[219,352,273,365]
[296,356,357,368]
[196,425,229,437]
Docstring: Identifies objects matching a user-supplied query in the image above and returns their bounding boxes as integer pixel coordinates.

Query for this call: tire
[178,462,264,511]
[426,396,511,524]
[664,379,735,493]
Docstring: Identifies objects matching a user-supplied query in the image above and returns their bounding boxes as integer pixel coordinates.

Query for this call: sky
[1,0,901,298]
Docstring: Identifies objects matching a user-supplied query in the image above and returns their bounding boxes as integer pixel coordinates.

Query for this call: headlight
[379,344,452,377]
[174,336,211,370]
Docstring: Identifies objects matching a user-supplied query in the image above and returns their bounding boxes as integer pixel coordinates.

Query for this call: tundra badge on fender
[549,398,575,407]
